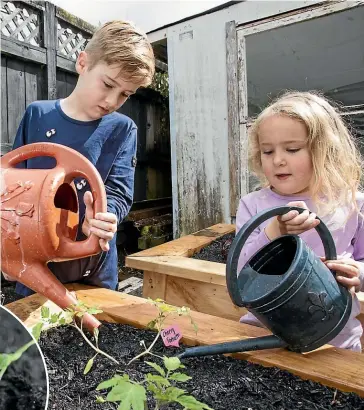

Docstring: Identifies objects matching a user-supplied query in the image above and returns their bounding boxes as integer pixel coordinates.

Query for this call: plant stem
[128,329,161,365]
[73,321,119,365]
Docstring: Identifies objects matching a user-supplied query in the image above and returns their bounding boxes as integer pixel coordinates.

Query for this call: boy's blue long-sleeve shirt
[13,100,137,296]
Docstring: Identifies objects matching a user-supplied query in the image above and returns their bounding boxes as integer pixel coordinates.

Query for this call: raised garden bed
[5,284,364,406]
[38,322,363,409]
[0,306,48,410]
[125,224,364,346]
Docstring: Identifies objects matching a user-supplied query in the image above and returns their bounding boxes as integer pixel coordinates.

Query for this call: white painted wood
[238,0,364,35]
[164,1,317,237]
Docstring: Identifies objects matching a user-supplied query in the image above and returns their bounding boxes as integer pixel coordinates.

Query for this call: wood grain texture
[5,285,364,396]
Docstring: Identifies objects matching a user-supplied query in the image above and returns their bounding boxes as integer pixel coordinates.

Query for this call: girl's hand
[322,258,361,294]
[265,201,320,240]
[82,191,117,252]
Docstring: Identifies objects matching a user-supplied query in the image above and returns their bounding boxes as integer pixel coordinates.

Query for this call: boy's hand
[265,201,320,240]
[322,257,361,294]
[82,191,117,252]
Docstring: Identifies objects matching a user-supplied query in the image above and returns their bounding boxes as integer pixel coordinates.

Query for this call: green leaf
[95,396,106,403]
[164,386,187,401]
[83,357,94,375]
[86,307,103,315]
[176,395,214,410]
[169,372,192,382]
[163,356,181,372]
[146,374,170,387]
[59,318,66,325]
[50,313,60,324]
[31,323,43,341]
[96,375,130,390]
[106,383,146,410]
[145,361,165,377]
[41,306,50,319]
[146,319,157,330]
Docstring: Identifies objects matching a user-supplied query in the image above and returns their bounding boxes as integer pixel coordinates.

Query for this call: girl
[236,91,364,352]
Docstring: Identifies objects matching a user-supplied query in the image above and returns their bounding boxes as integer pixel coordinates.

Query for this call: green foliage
[0,339,36,380]
[40,301,119,374]
[97,357,213,410]
[149,72,169,99]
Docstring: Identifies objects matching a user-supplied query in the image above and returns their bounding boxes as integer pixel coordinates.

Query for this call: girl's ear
[75,51,89,75]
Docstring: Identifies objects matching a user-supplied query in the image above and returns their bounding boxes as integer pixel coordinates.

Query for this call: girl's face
[258,114,313,196]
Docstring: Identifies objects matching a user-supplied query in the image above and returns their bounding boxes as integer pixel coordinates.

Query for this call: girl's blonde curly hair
[248,91,363,217]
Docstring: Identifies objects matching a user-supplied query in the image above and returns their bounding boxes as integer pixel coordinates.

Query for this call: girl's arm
[353,204,364,292]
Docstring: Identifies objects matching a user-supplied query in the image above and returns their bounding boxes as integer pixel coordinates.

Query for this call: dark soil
[0,306,48,410]
[1,277,25,305]
[192,233,234,263]
[39,322,364,410]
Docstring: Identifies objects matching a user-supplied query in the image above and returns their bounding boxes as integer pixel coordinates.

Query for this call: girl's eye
[122,93,130,99]
[103,82,113,89]
[287,148,301,153]
[262,151,273,155]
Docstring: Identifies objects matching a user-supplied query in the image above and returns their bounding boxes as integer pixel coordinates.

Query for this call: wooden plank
[143,271,167,300]
[7,58,25,145]
[226,21,240,220]
[126,223,235,257]
[5,285,364,396]
[127,256,227,286]
[237,31,249,196]
[56,69,67,98]
[65,72,77,96]
[44,2,57,99]
[1,56,8,146]
[56,54,77,73]
[165,276,246,321]
[1,36,47,64]
[238,1,364,36]
[25,62,38,106]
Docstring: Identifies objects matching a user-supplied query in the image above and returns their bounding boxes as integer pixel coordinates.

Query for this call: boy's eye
[122,93,130,99]
[262,151,273,155]
[103,82,113,89]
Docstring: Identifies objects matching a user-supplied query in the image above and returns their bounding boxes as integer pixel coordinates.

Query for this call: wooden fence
[1,0,171,202]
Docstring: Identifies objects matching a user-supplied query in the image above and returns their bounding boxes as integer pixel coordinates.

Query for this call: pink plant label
[161,325,182,347]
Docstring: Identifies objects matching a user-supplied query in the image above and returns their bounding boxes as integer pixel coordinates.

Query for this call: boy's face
[75,51,140,120]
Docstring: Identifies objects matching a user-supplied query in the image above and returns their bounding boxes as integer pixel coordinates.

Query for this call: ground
[0,306,48,410]
[39,322,364,410]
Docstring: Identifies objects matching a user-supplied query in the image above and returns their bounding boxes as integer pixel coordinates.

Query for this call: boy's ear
[76,51,89,75]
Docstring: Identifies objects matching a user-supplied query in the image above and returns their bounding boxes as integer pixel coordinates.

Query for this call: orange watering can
[1,143,108,331]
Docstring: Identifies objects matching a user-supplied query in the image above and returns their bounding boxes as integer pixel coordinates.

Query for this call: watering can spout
[8,262,101,332]
[178,335,287,359]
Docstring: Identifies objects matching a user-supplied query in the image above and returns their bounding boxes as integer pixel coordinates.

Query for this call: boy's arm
[105,127,137,224]
[236,198,270,271]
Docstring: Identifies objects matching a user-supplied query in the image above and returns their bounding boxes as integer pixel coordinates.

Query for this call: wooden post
[43,2,57,100]
[225,21,240,221]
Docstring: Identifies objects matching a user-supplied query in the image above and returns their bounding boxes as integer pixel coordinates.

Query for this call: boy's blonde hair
[249,91,363,216]
[85,20,155,87]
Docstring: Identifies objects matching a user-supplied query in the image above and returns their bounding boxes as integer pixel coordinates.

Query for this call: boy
[6,20,155,296]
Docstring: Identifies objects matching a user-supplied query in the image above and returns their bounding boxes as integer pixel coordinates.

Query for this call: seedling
[96,356,213,410]
[40,301,119,373]
[0,322,43,380]
[128,298,197,365]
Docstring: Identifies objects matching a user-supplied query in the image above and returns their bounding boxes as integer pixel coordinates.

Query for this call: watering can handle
[226,205,337,307]
[4,143,108,258]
